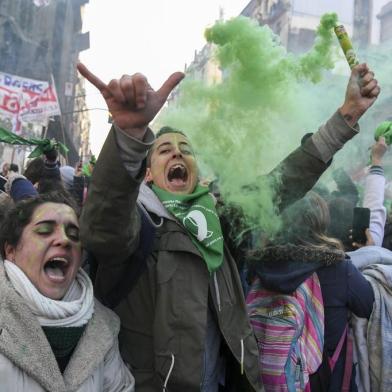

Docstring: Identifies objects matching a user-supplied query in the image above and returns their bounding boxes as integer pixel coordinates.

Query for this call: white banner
[0,72,61,131]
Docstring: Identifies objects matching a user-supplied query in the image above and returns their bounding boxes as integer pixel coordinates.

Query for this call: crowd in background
[0,60,389,392]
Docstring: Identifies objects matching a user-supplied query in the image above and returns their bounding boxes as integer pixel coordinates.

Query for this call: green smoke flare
[157,14,339,236]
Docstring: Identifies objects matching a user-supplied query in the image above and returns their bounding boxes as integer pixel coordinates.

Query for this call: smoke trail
[156,13,342,235]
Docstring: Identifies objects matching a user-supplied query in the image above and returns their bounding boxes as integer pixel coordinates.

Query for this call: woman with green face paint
[0,192,135,391]
[145,128,199,195]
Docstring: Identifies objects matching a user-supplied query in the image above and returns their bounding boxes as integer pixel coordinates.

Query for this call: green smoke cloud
[156,14,341,236]
[324,41,392,191]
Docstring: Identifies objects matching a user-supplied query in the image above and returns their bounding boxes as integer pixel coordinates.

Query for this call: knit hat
[9,177,38,202]
[60,166,75,191]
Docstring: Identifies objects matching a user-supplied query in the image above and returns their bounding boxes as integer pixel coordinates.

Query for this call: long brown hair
[279,191,344,251]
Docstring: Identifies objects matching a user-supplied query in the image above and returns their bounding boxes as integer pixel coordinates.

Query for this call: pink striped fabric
[246,273,324,392]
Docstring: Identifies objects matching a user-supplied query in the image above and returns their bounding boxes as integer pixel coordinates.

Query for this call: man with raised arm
[78,62,379,392]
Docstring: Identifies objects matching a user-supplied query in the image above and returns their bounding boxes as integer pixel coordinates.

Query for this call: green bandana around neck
[152,184,224,273]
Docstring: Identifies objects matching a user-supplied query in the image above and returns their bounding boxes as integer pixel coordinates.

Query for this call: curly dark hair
[23,157,45,185]
[0,191,78,259]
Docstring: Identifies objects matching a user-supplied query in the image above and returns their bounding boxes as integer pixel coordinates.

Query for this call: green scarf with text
[152,184,224,273]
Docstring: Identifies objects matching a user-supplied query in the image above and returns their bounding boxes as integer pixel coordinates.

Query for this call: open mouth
[44,257,69,282]
[167,164,188,185]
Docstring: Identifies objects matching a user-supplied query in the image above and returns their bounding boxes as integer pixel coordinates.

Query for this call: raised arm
[363,137,388,246]
[271,63,380,211]
[78,64,184,298]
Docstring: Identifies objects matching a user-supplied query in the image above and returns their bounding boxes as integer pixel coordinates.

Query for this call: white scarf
[4,260,94,327]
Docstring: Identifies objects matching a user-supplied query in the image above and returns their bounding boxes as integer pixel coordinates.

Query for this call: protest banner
[0,71,61,132]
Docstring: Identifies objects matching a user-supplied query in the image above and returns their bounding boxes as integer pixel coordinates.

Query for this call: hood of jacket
[137,181,175,225]
[248,244,345,294]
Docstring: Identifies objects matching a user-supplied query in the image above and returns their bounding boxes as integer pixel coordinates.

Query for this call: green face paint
[334,25,359,69]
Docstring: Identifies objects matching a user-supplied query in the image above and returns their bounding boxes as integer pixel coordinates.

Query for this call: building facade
[241,0,355,53]
[377,1,392,42]
[73,73,91,161]
[0,0,90,166]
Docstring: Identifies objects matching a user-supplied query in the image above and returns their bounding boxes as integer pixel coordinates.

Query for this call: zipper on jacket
[240,338,244,375]
[213,272,221,312]
[163,353,175,391]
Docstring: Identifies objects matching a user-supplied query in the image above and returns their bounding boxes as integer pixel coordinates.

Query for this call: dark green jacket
[80,111,358,391]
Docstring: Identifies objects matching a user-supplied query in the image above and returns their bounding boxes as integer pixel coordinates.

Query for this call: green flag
[0,127,68,158]
[375,121,392,145]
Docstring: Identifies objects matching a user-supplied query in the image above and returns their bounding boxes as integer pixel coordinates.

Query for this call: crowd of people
[0,59,389,392]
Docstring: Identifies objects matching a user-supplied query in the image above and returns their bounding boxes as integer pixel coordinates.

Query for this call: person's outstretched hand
[77,63,184,140]
[340,63,381,127]
[371,136,388,166]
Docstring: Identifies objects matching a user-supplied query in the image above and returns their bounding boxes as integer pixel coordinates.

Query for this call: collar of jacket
[0,261,120,392]
[137,181,174,223]
[248,244,347,294]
